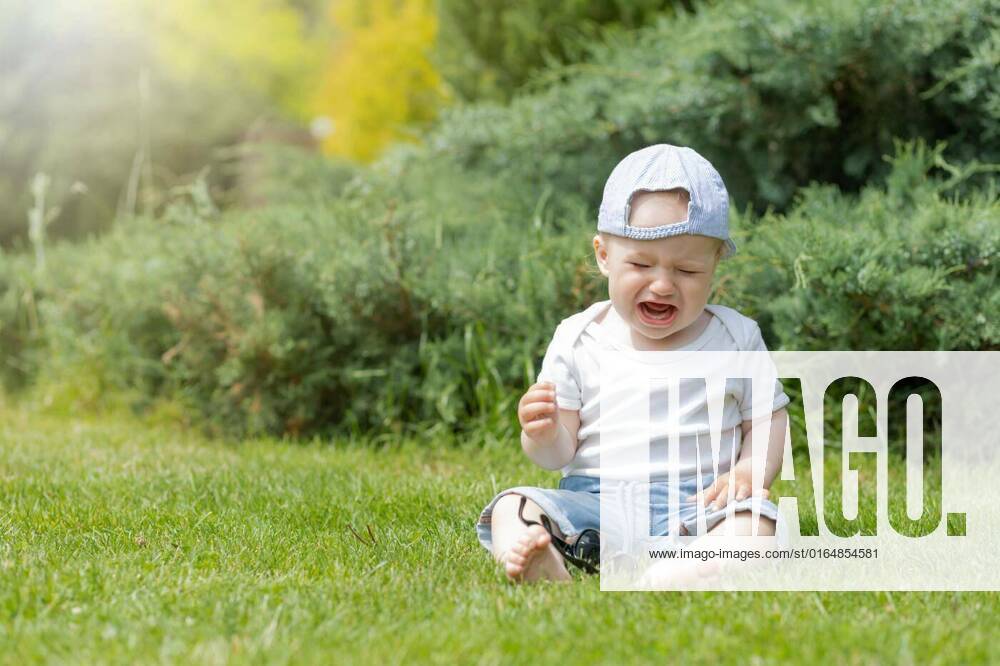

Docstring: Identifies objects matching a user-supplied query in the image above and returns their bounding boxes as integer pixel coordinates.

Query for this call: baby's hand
[695,458,770,511]
[518,381,560,445]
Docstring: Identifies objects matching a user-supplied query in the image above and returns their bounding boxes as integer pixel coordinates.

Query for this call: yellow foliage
[314,0,447,161]
[143,0,323,119]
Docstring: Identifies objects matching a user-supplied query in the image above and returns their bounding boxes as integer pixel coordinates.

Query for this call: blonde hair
[628,188,690,215]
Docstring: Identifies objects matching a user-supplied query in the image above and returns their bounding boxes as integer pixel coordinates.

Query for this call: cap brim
[721,238,738,259]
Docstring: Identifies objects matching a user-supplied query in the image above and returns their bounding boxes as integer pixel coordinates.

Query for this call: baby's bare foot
[502,524,572,583]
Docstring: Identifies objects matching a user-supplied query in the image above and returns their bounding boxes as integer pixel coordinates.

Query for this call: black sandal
[517,495,600,575]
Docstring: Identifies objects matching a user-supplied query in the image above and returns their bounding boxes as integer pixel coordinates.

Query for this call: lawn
[1,407,996,664]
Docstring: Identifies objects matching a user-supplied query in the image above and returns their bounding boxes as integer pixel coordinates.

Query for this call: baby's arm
[737,407,787,489]
[517,381,580,470]
[701,408,787,510]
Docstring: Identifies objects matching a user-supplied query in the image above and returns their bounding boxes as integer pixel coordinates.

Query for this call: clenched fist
[518,381,560,445]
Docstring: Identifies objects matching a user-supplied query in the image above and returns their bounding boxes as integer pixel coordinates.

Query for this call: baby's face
[593,191,722,347]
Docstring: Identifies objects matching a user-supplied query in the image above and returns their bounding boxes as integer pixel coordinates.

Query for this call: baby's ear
[593,234,611,277]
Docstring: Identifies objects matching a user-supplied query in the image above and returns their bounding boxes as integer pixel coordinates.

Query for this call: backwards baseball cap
[597,144,735,258]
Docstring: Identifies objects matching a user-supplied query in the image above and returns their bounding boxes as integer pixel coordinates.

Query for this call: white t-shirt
[537,301,790,479]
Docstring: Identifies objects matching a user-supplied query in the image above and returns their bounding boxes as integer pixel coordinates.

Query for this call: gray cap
[597,144,735,258]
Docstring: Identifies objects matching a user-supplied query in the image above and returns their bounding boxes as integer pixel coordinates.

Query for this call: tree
[313,0,446,161]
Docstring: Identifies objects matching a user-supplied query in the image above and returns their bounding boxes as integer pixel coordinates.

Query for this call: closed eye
[678,269,702,275]
[628,262,650,268]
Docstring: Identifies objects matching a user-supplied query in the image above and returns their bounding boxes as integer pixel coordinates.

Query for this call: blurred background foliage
[0,0,678,246]
[433,0,691,102]
[0,0,326,246]
[0,0,997,438]
[314,0,445,160]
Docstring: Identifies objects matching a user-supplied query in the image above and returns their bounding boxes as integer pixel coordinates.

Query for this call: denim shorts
[476,474,783,553]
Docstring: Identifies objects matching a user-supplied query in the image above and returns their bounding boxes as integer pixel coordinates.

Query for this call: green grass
[1,408,996,665]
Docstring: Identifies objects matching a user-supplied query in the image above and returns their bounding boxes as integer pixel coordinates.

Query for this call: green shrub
[419,0,999,212]
[434,0,687,102]
[4,143,995,437]
[6,164,602,436]
[720,142,999,351]
[0,256,44,391]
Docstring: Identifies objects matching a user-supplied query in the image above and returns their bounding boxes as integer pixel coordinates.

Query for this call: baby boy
[475,145,790,584]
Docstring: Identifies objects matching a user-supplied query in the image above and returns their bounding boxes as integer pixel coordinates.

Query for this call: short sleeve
[536,327,583,411]
[738,323,790,420]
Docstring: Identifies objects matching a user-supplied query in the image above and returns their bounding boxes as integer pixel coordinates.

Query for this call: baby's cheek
[693,276,716,295]
[614,271,644,289]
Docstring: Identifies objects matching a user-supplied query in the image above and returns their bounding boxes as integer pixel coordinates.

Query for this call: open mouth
[637,301,678,327]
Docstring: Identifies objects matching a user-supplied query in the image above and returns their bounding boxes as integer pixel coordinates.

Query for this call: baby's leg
[707,512,776,537]
[489,494,571,583]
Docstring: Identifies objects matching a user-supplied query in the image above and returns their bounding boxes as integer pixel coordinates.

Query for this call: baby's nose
[649,273,675,295]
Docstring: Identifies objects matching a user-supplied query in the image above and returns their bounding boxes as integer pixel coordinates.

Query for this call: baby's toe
[505,559,524,578]
[511,533,534,557]
[505,549,527,567]
[526,524,551,550]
